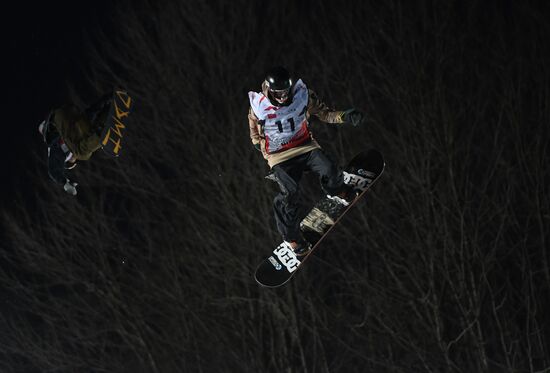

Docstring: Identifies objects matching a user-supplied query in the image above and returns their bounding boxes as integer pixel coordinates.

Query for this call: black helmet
[265,66,293,105]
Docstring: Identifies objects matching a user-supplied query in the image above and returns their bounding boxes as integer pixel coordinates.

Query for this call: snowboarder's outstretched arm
[307,90,364,127]
[248,107,266,155]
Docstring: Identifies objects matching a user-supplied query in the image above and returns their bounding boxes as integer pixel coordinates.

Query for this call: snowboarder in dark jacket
[38,93,111,195]
[248,66,364,256]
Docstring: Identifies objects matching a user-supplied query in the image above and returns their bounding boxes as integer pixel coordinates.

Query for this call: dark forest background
[1,0,550,372]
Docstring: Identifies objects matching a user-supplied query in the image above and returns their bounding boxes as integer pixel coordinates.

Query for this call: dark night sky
[2,2,111,206]
[1,1,549,371]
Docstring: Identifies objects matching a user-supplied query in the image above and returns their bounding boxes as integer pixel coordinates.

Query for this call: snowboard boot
[286,237,312,257]
[328,184,358,207]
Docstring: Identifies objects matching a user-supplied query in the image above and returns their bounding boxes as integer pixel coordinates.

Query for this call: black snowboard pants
[271,149,344,243]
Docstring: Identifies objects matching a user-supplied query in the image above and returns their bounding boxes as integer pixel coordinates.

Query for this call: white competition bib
[248,79,311,154]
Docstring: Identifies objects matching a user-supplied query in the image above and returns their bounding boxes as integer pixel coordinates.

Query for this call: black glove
[343,109,364,127]
[253,143,261,152]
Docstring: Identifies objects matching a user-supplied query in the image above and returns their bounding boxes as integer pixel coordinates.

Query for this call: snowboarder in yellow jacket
[38,93,111,195]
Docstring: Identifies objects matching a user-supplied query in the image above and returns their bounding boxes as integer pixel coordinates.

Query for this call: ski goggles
[269,88,290,103]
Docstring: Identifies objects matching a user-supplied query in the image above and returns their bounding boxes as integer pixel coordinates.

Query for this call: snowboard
[254,149,385,288]
[100,89,133,157]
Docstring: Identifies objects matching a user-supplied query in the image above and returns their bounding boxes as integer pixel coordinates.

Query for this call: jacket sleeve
[248,107,261,146]
[47,142,68,185]
[306,89,346,124]
[248,107,269,157]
